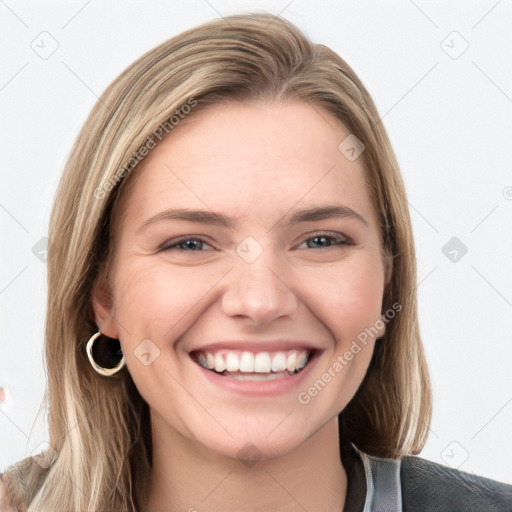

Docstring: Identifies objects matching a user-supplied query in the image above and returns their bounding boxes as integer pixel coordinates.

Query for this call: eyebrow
[138,204,368,232]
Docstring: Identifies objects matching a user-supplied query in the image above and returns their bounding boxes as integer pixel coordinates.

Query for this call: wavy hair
[1,11,431,511]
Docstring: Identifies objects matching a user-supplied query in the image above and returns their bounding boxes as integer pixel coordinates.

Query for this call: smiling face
[93,100,388,461]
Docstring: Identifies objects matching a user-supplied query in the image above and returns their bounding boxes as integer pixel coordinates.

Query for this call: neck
[144,413,347,512]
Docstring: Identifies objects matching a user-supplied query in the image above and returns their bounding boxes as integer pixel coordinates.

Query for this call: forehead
[117,101,376,228]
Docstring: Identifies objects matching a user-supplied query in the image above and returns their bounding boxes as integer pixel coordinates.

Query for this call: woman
[1,12,510,512]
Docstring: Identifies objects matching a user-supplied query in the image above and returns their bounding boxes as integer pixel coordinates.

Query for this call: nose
[221,254,299,326]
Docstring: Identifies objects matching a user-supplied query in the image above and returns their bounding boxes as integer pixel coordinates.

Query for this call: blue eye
[159,237,213,252]
[300,233,351,249]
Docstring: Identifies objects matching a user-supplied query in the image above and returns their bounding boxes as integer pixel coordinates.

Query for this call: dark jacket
[340,437,512,511]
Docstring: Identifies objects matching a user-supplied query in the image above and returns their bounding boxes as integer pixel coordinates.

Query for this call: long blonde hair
[2,12,431,511]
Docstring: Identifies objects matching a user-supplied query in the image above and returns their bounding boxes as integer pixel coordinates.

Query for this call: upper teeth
[196,350,309,374]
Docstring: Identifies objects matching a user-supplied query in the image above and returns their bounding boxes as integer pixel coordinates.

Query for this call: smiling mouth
[191,349,313,381]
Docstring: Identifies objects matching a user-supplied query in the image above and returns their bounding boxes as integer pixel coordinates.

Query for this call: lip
[190,349,321,397]
[188,340,320,354]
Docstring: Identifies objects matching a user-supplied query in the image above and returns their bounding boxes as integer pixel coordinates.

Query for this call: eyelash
[158,232,353,252]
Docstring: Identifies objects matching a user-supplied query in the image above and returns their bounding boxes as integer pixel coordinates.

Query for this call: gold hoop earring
[86,331,126,376]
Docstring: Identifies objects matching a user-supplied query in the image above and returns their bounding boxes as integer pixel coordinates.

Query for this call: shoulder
[0,473,20,512]
[400,454,512,512]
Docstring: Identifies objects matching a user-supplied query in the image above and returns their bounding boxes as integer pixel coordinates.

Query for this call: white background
[1,0,511,485]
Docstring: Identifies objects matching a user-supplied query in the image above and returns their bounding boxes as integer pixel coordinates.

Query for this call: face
[93,101,388,460]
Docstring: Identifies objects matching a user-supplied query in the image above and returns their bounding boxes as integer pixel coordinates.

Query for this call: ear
[90,275,119,339]
[380,253,394,335]
[383,252,393,290]
[377,315,387,339]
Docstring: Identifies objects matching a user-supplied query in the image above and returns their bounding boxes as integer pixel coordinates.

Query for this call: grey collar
[341,438,402,512]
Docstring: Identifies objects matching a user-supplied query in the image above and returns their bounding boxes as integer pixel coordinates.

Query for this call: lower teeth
[218,367,304,381]
[229,373,284,381]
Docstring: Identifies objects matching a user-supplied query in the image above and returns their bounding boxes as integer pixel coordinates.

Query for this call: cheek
[114,260,202,320]
[333,269,384,384]
[110,258,230,353]
[295,261,383,416]
[307,253,385,336]
[108,261,213,421]
[340,264,384,327]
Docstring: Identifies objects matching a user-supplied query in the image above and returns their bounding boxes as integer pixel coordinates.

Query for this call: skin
[92,101,388,511]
